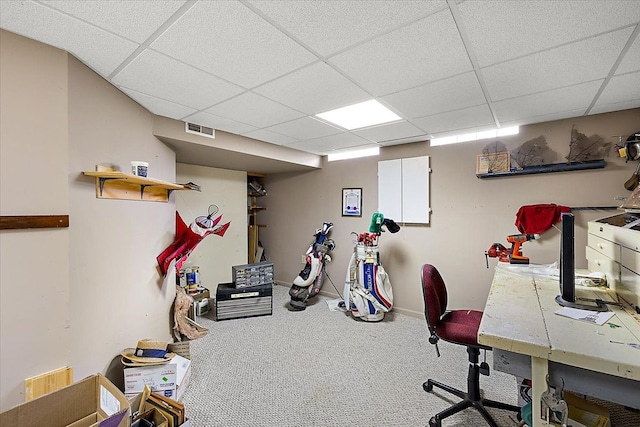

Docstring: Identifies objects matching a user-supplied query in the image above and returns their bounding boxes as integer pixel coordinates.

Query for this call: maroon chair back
[421,264,448,331]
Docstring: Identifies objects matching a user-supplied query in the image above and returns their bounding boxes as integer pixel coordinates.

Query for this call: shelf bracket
[98,177,120,196]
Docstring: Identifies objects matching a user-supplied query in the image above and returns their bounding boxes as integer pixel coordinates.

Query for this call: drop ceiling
[2,0,639,170]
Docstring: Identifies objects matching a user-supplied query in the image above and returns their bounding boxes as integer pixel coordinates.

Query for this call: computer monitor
[555,212,608,311]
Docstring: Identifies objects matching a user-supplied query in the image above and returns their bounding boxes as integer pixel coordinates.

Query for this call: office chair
[420,264,521,427]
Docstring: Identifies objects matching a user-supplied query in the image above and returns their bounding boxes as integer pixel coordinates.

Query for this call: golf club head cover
[382,218,401,233]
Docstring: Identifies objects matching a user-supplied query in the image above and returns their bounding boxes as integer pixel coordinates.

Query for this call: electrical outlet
[301,255,306,264]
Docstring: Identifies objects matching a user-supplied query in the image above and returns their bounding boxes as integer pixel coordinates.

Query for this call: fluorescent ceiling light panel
[497,126,520,136]
[327,147,380,162]
[431,126,519,146]
[316,100,401,130]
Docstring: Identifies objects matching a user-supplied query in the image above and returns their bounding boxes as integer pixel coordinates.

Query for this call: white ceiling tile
[241,129,299,146]
[149,0,317,89]
[499,109,591,129]
[329,9,473,96]
[254,62,370,115]
[353,121,426,144]
[617,36,640,75]
[589,100,640,115]
[247,0,447,56]
[113,50,244,110]
[594,71,640,108]
[458,0,640,67]
[412,105,495,135]
[378,136,429,147]
[40,0,187,43]
[286,133,371,155]
[493,81,601,123]
[483,28,633,102]
[206,92,305,129]
[265,117,342,140]
[0,0,138,76]
[120,88,197,120]
[382,72,485,118]
[184,111,258,135]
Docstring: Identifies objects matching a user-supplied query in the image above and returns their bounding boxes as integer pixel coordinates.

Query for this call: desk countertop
[479,264,640,382]
[479,266,550,359]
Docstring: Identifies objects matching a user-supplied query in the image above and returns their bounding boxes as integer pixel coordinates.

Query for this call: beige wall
[67,53,178,382]
[176,163,248,287]
[0,30,181,410]
[0,30,70,411]
[262,109,640,317]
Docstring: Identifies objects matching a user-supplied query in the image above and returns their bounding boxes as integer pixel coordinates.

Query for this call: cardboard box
[173,355,192,402]
[124,355,191,402]
[132,407,168,427]
[167,341,190,359]
[0,373,130,427]
[129,394,168,427]
[124,364,176,400]
[565,392,611,427]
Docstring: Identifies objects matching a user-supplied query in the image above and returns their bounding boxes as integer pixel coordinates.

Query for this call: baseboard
[274,280,424,320]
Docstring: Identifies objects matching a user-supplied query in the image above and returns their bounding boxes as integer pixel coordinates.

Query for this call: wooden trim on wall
[0,215,69,230]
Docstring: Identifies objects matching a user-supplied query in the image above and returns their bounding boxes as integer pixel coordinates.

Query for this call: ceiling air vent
[185,122,215,139]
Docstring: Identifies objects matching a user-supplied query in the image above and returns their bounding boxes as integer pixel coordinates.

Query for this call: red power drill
[486,234,538,266]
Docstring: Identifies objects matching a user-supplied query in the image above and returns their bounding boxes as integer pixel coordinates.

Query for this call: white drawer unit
[586,246,621,288]
[620,265,640,307]
[622,245,640,275]
[587,233,621,261]
[586,213,640,310]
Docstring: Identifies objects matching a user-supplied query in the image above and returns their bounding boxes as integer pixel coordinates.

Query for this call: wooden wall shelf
[0,215,69,230]
[83,166,188,202]
[476,159,606,179]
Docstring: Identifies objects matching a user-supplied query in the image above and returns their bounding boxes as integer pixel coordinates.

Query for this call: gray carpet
[182,284,523,426]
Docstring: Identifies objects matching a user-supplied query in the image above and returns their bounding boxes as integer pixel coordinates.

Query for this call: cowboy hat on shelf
[120,339,175,367]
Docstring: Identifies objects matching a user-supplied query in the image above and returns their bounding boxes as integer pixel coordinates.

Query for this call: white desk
[478,264,640,427]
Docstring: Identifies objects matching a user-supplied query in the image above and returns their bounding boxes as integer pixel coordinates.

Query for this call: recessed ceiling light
[327,147,380,162]
[316,100,401,130]
[431,126,519,146]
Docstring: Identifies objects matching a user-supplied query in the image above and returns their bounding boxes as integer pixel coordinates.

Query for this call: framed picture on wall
[342,188,362,217]
[476,152,510,174]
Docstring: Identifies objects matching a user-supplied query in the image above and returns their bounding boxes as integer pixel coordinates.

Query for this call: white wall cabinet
[378,156,430,224]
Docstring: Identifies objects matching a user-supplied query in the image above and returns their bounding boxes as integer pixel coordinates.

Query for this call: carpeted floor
[182,284,525,426]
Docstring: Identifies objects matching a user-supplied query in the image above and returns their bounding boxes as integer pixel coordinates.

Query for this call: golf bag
[288,221,335,311]
[342,213,400,322]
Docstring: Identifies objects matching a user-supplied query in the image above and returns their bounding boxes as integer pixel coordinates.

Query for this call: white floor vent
[185,122,215,139]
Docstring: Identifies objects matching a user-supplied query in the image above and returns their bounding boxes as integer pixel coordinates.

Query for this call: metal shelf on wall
[476,159,606,179]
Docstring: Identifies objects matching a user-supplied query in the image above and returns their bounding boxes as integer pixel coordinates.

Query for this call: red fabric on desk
[514,204,571,234]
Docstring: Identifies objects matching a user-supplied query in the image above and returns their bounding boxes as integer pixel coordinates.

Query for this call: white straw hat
[120,339,175,366]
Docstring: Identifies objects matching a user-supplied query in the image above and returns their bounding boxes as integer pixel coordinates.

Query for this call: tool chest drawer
[587,233,621,262]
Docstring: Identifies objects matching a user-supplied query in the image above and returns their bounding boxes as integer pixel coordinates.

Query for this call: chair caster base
[428,416,440,427]
[423,380,433,392]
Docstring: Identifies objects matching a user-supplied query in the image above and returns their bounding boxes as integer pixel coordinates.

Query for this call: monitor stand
[555,212,609,312]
